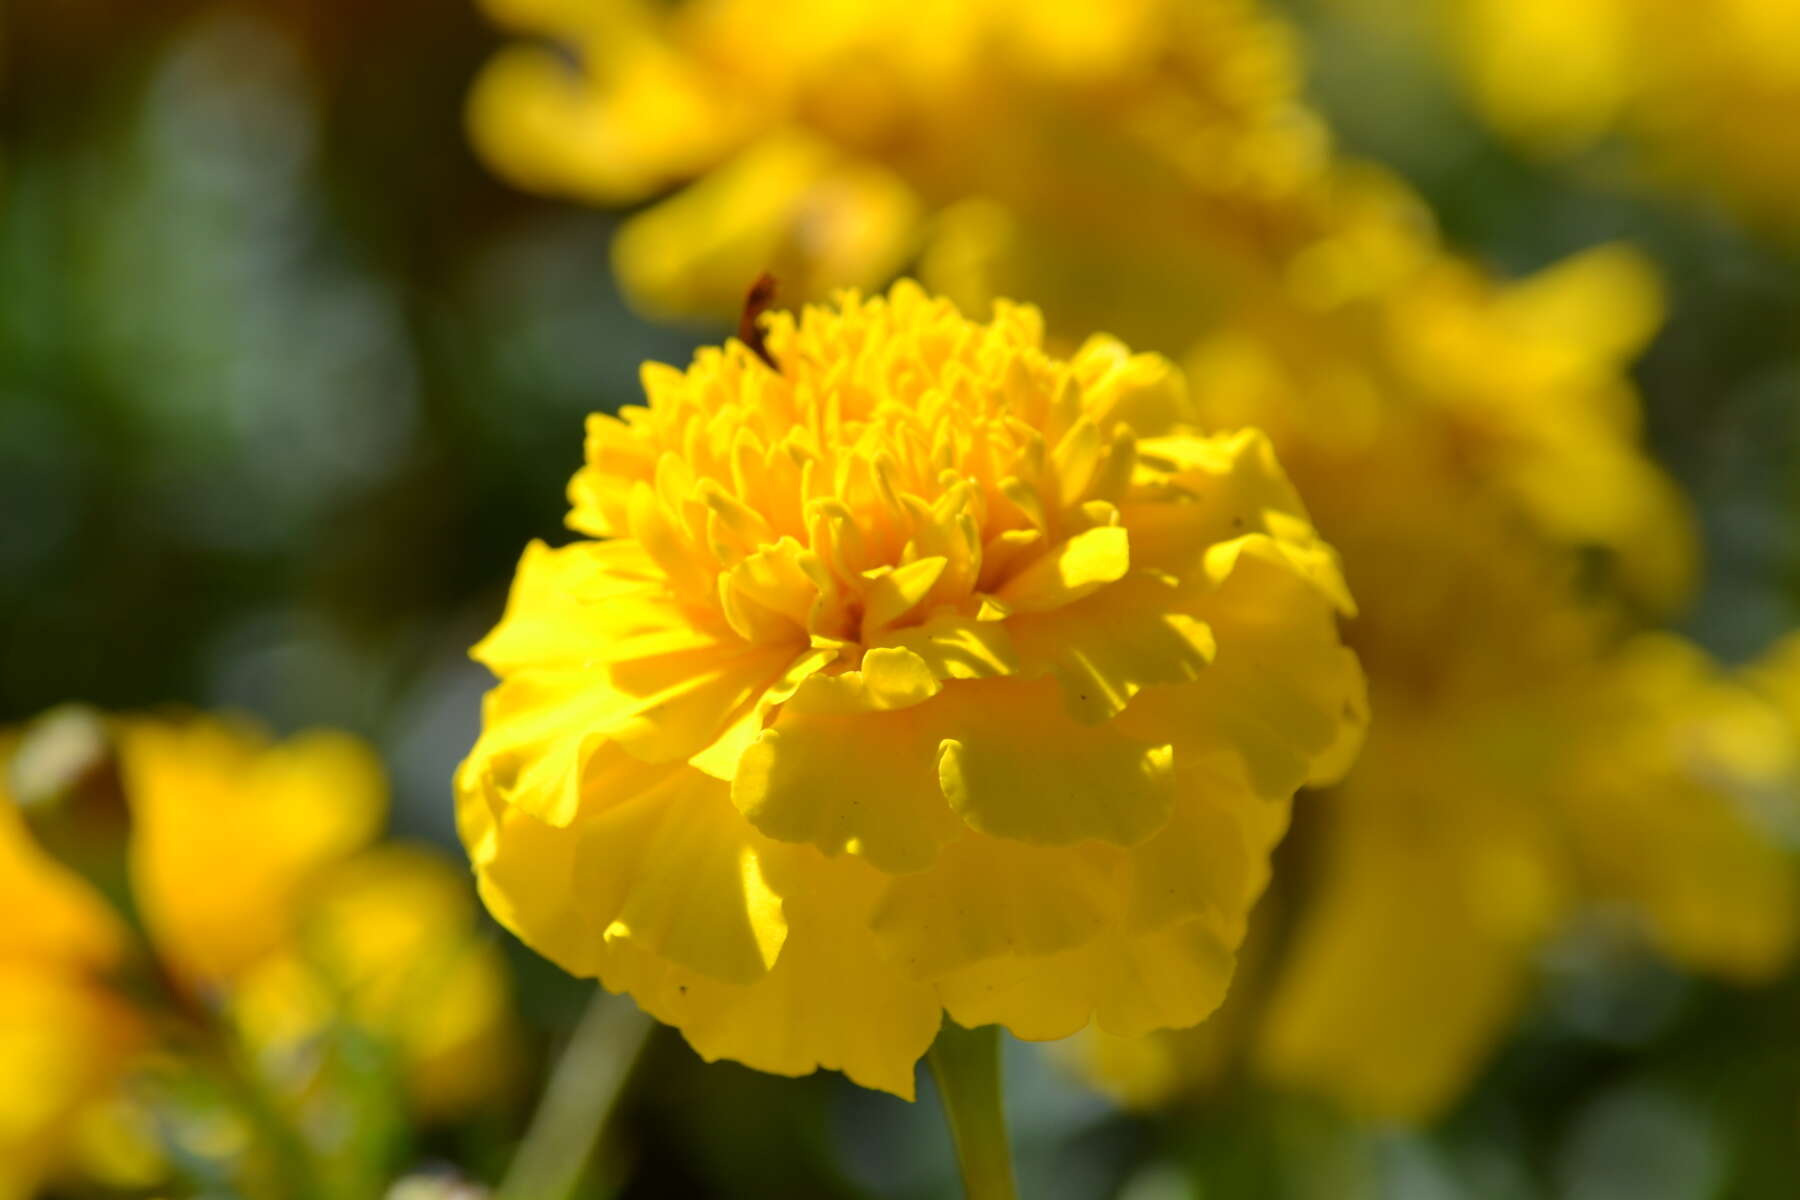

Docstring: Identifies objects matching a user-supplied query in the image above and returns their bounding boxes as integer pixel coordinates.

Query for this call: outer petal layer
[595,855,942,1099]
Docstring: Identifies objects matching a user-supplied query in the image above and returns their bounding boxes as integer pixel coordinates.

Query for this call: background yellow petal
[0,966,143,1200]
[123,718,385,986]
[1558,637,1800,980]
[0,739,128,971]
[1254,773,1560,1123]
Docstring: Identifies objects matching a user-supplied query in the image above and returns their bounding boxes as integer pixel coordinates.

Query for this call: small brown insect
[737,271,781,371]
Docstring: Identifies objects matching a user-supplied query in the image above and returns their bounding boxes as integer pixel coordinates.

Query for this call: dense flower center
[569,286,1186,658]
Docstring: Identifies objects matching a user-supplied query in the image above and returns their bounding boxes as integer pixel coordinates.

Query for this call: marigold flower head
[458,281,1365,1096]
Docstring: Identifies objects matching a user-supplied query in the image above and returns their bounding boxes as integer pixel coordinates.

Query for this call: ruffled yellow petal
[600,643,803,763]
[937,914,1239,1042]
[1005,569,1217,723]
[935,676,1177,847]
[1124,430,1319,573]
[904,752,1277,1040]
[577,770,789,984]
[464,631,806,828]
[462,671,671,827]
[596,855,940,1099]
[462,760,789,986]
[458,780,606,978]
[869,613,1020,681]
[734,702,961,872]
[1117,543,1365,802]
[1122,755,1280,933]
[871,835,1122,979]
[991,525,1130,613]
[471,540,693,674]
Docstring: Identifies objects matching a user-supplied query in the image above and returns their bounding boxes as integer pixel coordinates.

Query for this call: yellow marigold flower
[458,281,1365,1097]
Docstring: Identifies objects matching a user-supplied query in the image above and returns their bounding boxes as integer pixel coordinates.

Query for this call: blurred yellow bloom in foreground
[458,281,1366,1097]
[0,731,143,1200]
[0,715,518,1198]
[467,0,1800,1124]
[1447,0,1800,231]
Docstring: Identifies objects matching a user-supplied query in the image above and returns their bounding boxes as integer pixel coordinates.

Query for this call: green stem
[927,1022,1019,1200]
[497,990,655,1200]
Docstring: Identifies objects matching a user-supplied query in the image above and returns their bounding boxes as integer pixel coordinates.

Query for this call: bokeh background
[3,0,1797,1197]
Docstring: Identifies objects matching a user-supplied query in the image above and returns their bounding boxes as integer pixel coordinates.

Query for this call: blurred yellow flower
[0,732,143,1200]
[1557,635,1800,981]
[0,967,144,1200]
[458,281,1366,1098]
[0,734,132,974]
[1245,632,1800,1119]
[0,714,521,1195]
[119,717,386,988]
[1445,0,1800,231]
[469,0,1326,318]
[233,845,521,1119]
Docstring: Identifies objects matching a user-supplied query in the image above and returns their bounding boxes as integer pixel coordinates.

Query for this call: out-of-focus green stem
[497,990,654,1200]
[928,1021,1019,1200]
